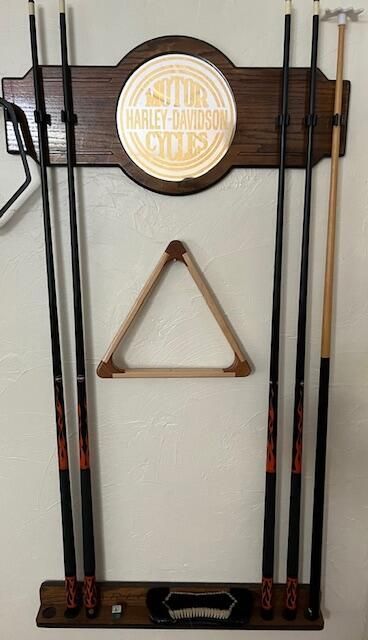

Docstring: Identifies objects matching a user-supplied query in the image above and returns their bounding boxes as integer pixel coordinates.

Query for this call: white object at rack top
[322,7,364,21]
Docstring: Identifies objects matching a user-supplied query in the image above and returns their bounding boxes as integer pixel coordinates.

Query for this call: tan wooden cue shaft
[321,23,345,358]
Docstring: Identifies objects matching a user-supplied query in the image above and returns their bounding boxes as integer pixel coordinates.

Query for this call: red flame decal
[286,577,298,611]
[266,388,276,473]
[79,398,90,470]
[55,384,68,471]
[84,576,97,609]
[262,577,273,610]
[65,576,78,609]
[293,391,303,474]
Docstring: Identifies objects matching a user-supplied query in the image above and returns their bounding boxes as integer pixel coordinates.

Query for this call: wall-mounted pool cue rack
[2,36,350,196]
[1,21,352,632]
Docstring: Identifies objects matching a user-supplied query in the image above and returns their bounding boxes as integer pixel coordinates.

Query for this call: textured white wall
[1,1,368,638]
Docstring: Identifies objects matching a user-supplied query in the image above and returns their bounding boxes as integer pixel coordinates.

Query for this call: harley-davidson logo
[116,54,237,182]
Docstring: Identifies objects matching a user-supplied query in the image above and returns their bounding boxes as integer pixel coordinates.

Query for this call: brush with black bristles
[147,588,253,626]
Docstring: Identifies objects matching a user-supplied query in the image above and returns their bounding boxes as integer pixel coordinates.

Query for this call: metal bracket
[0,98,32,220]
[276,114,291,128]
[332,113,345,126]
[61,109,78,125]
[305,114,318,128]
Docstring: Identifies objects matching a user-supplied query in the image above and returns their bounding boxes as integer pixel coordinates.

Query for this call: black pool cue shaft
[307,15,347,621]
[59,0,98,618]
[260,0,292,620]
[28,0,78,617]
[284,0,320,620]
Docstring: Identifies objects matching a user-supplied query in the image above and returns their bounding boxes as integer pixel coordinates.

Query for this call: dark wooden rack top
[2,36,350,195]
[37,581,324,631]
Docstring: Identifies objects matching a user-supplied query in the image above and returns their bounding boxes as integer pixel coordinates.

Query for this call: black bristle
[147,588,253,626]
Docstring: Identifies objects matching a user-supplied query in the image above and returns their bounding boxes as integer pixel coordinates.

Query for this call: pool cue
[28,0,79,617]
[306,6,364,621]
[59,0,98,618]
[284,0,320,620]
[261,0,292,619]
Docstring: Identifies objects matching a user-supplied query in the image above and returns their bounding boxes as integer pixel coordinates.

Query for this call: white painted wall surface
[1,1,368,638]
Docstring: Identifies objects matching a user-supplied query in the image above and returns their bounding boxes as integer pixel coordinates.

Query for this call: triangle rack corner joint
[97,240,251,379]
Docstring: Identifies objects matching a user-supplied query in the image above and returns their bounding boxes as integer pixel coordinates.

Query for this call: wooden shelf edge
[36,581,324,631]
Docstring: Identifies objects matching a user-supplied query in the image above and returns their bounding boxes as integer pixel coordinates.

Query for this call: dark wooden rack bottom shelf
[37,581,324,630]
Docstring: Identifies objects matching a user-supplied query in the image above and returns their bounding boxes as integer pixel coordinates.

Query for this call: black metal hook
[0,98,32,219]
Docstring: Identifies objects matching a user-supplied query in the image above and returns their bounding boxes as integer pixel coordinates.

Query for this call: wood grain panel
[2,36,350,195]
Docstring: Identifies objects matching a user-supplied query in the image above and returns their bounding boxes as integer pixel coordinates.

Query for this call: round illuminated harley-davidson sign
[116,54,237,182]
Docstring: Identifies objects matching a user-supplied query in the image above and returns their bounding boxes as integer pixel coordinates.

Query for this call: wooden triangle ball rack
[97,240,251,380]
